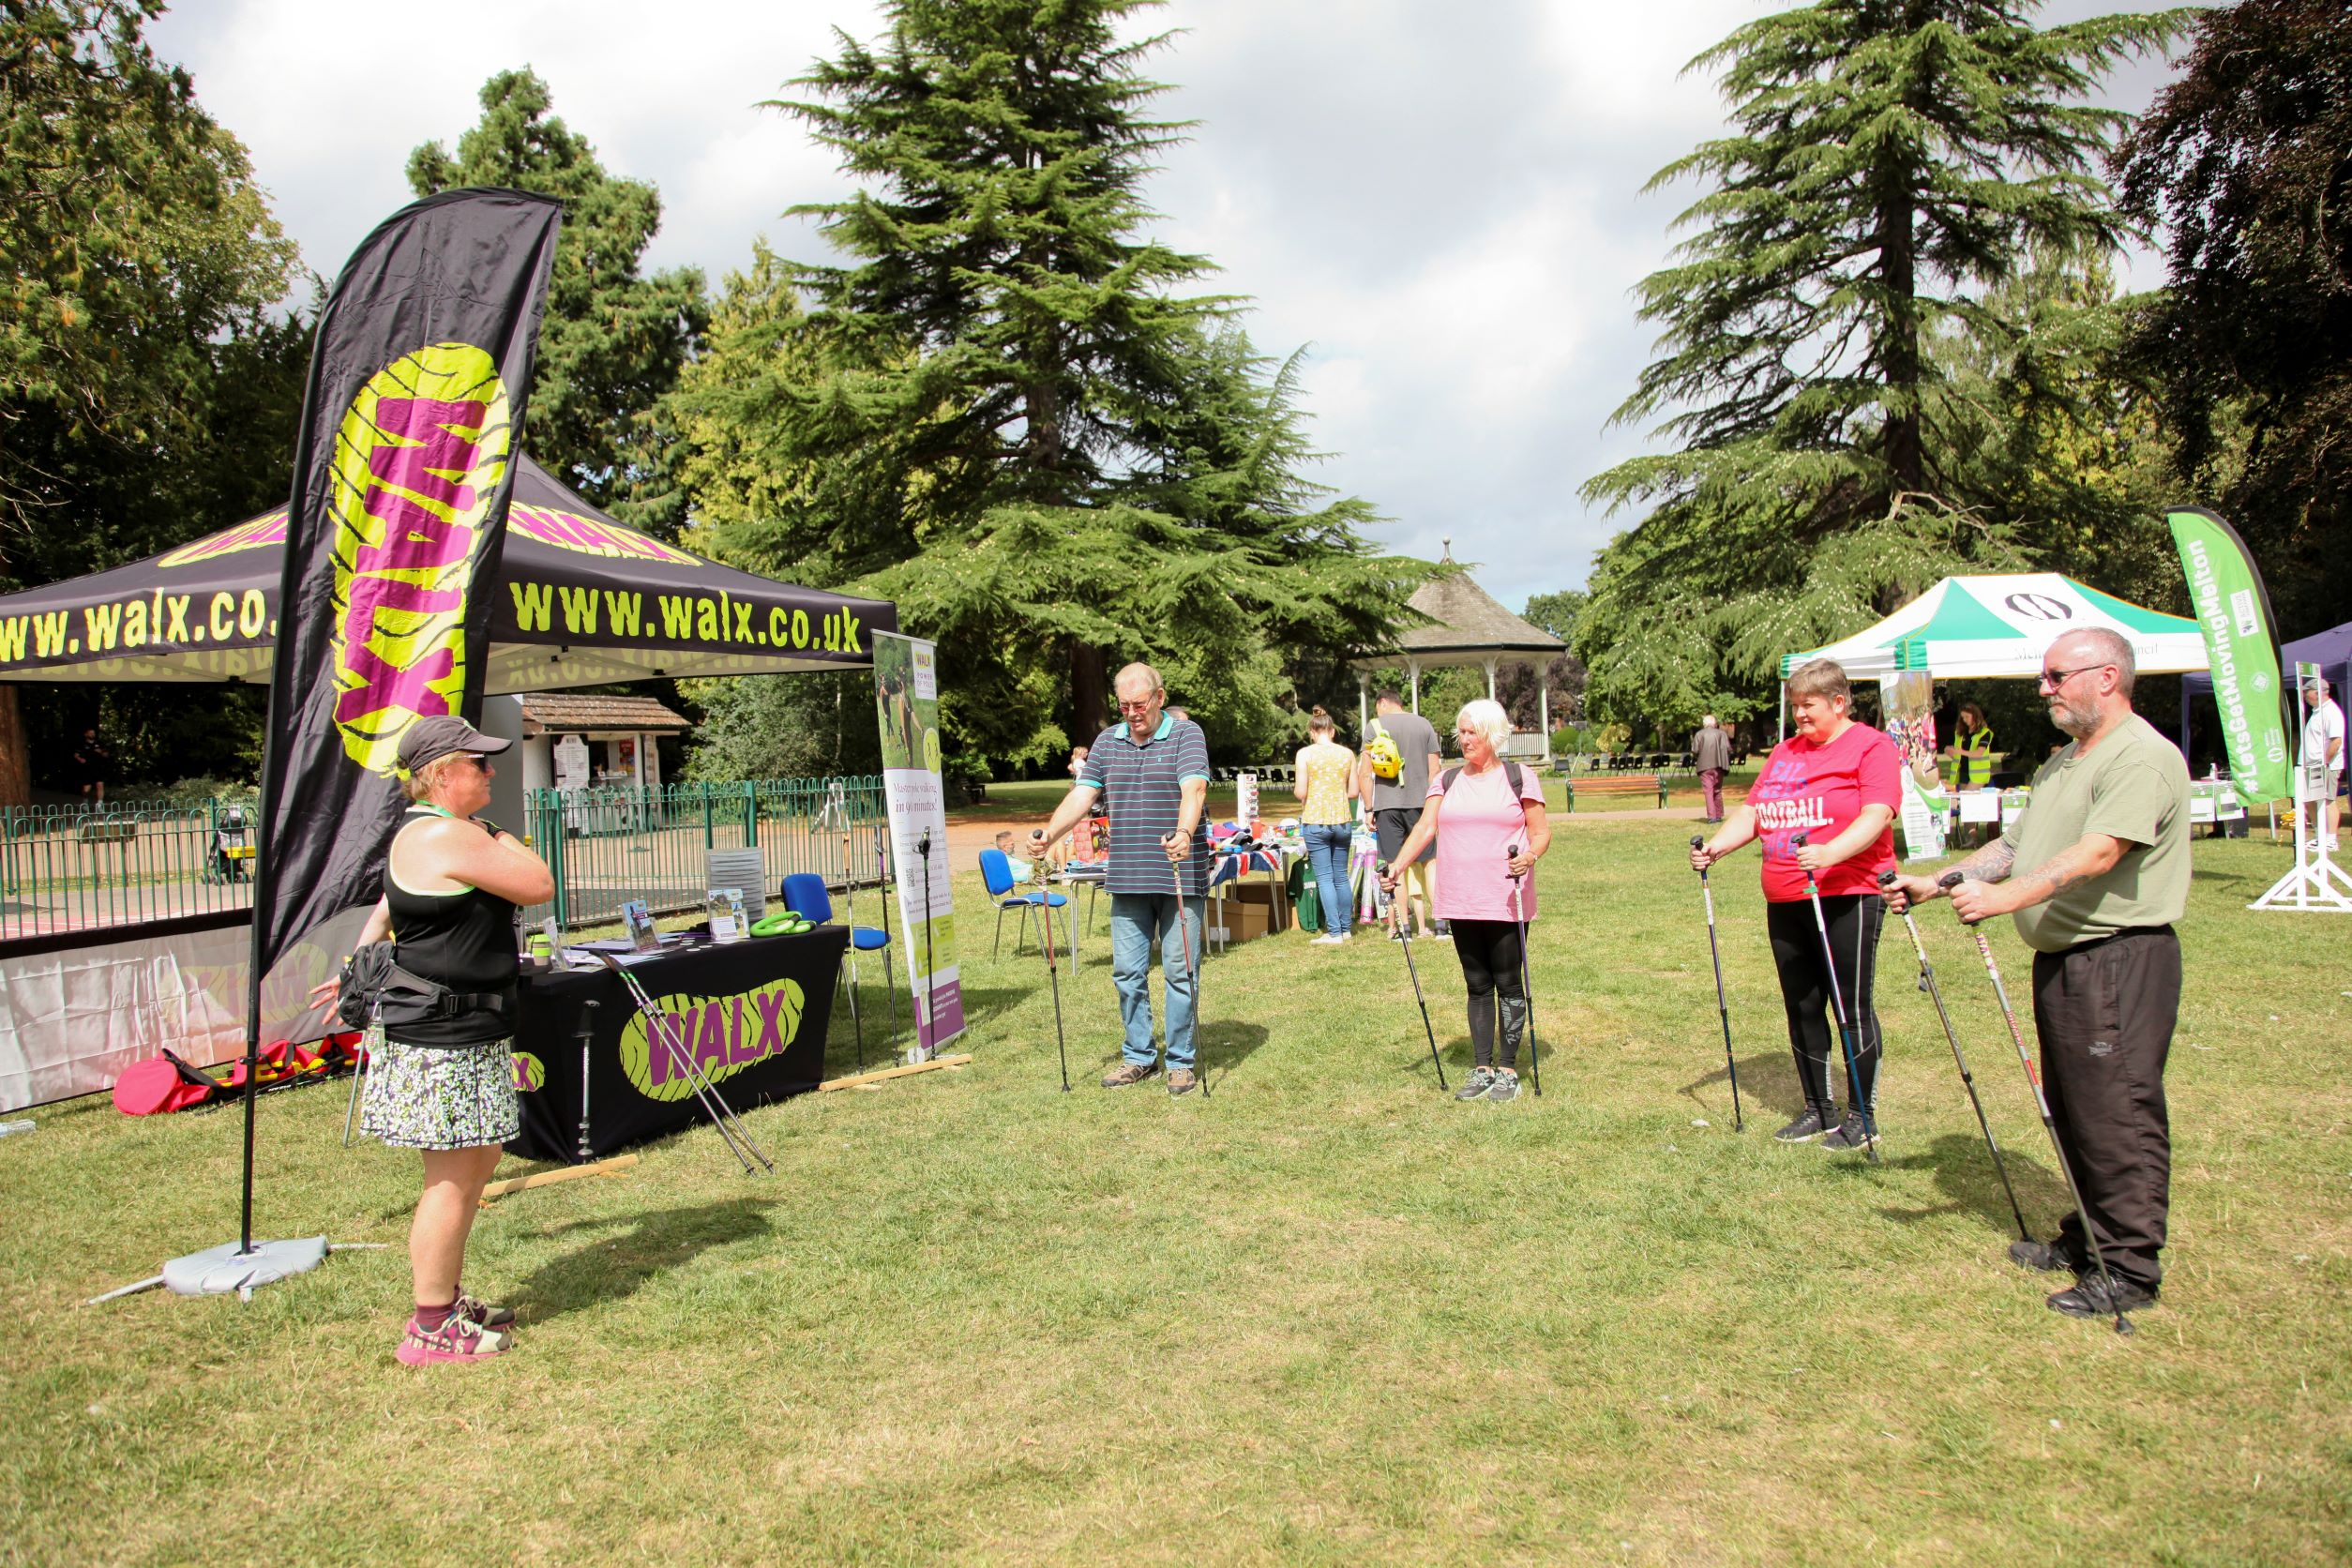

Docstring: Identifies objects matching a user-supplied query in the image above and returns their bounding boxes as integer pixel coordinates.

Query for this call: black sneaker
[1428,920,1452,940]
[1773,1105,1837,1142]
[2047,1274,2157,1319]
[1482,1068,1520,1102]
[2008,1238,2078,1274]
[1453,1066,1496,1101]
[1819,1111,1878,1151]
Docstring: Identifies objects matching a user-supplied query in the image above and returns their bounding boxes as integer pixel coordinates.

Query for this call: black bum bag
[337,942,515,1033]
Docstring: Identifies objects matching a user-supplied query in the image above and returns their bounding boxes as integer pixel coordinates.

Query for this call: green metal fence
[0,799,258,939]
[523,776,890,932]
[0,777,887,942]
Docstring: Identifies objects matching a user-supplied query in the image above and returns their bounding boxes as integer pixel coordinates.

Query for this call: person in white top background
[2300,676,2344,852]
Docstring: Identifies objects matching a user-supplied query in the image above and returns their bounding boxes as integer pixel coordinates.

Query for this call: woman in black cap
[351,716,553,1364]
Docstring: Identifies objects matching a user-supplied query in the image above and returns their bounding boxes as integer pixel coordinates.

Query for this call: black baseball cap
[395,714,513,776]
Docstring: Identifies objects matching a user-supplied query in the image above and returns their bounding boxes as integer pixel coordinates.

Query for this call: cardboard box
[1210,882,1289,944]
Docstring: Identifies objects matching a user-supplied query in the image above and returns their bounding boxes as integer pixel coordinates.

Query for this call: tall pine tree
[410,69,707,532]
[676,0,1419,772]
[1576,0,2180,730]
[2115,0,2352,640]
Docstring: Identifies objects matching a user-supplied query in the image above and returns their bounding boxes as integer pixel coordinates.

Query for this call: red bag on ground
[112,1049,223,1116]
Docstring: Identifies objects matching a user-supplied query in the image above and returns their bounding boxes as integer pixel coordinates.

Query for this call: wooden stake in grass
[478,1154,639,1205]
[818,1053,974,1093]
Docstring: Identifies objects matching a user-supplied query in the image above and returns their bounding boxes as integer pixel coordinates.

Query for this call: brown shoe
[1101,1060,1159,1088]
[1167,1067,1198,1096]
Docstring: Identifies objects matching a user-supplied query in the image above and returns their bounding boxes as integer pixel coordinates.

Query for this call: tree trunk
[0,686,27,807]
[1069,639,1108,744]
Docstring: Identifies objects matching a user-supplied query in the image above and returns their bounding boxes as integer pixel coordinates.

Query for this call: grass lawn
[3,822,2345,1564]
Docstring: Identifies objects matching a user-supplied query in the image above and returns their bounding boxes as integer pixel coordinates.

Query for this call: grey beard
[2051,701,2096,738]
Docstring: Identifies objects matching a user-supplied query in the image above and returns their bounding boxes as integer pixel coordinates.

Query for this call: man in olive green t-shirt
[1889,627,2190,1321]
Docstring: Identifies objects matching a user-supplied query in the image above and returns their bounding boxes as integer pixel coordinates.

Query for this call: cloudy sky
[148,0,2183,612]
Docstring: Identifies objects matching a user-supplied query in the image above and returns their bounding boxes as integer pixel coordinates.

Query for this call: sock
[414,1299,457,1331]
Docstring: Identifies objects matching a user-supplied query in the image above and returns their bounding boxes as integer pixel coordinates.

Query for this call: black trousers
[1765,894,1885,1112]
[1451,917,1526,1070]
[2030,927,2179,1291]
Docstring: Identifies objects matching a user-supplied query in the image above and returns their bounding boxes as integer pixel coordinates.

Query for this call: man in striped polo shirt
[1032,662,1212,1094]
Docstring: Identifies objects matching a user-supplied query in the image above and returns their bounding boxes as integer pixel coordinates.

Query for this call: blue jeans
[1302,822,1353,935]
[1108,892,1203,1068]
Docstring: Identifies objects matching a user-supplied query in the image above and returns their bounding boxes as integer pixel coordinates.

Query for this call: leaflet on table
[707,888,746,942]
[872,630,965,1054]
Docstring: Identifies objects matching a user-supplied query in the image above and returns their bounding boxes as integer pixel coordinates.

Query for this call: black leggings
[1451,917,1528,1070]
[1766,893,1885,1112]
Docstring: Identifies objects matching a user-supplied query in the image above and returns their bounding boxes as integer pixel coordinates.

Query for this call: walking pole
[1506,842,1541,1097]
[874,822,897,1055]
[1378,860,1446,1090]
[1169,839,1209,1096]
[576,999,598,1165]
[1691,836,1742,1131]
[1878,870,2026,1239]
[914,829,935,1063]
[1937,870,2135,1335]
[595,954,773,1174]
[341,1001,380,1147]
[1789,832,1878,1162]
[1041,863,1071,1093]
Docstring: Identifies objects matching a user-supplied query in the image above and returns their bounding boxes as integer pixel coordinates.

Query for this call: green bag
[1291,856,1320,932]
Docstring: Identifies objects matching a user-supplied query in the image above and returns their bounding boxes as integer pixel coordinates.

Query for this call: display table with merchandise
[506,926,847,1162]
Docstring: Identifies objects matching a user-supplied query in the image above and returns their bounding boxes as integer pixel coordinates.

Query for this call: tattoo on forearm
[1956,838,2015,882]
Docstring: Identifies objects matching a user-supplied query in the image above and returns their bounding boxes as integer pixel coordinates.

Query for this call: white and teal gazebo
[1775,573,2209,732]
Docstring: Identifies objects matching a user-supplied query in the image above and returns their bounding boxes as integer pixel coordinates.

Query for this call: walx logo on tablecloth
[619,977,807,1102]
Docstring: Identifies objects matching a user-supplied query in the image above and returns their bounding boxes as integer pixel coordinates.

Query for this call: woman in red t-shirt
[1689,658,1899,1150]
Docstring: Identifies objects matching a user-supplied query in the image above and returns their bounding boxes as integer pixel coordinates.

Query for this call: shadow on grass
[1200,1019,1268,1088]
[1681,1051,1805,1123]
[1863,1130,2069,1240]
[514,1197,776,1323]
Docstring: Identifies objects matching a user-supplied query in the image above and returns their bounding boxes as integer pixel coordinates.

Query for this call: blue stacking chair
[978,849,1070,958]
[782,872,895,1069]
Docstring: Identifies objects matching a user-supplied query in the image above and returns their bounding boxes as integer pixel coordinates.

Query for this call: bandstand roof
[1357,540,1565,670]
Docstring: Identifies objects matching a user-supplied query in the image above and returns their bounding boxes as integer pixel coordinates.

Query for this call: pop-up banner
[1880,671,1948,860]
[2169,506,2290,803]
[873,632,964,1055]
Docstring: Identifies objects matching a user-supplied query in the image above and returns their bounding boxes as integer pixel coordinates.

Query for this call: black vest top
[383,807,520,1046]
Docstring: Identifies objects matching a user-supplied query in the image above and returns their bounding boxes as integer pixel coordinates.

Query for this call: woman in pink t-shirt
[1382,700,1551,1101]
[1689,658,1899,1150]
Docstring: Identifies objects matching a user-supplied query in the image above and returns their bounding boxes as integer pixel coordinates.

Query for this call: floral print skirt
[357,1034,520,1151]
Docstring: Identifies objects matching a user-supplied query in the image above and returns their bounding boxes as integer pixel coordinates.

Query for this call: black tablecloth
[508,927,847,1163]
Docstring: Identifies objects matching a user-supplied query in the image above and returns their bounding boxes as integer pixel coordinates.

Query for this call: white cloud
[149,0,2183,610]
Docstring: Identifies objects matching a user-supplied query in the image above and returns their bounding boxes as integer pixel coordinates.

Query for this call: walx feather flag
[2168,506,2291,804]
[252,188,563,985]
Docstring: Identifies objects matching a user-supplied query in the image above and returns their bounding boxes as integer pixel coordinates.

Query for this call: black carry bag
[336,942,512,1033]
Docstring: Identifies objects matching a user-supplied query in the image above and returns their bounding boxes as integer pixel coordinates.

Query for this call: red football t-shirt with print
[1747,722,1902,903]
